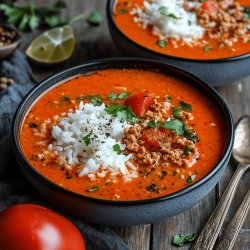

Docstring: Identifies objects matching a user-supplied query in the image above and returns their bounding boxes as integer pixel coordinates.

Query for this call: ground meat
[123,97,199,168]
[191,0,250,47]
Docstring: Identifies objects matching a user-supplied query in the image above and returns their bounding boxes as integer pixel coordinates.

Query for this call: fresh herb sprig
[172,234,197,246]
[113,144,123,155]
[173,101,192,118]
[159,6,180,19]
[87,186,99,192]
[107,92,131,101]
[82,131,92,146]
[105,104,141,123]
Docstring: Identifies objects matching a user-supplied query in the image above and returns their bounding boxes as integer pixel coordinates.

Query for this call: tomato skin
[0,204,85,250]
[141,128,164,148]
[124,93,154,118]
[201,0,217,14]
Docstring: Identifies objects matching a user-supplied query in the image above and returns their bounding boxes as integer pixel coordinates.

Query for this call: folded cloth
[0,50,129,250]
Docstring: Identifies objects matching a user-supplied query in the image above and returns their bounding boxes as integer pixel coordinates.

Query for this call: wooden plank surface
[18,0,250,249]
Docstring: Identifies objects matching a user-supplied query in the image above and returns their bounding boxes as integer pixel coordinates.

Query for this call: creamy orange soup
[20,69,225,200]
[114,0,250,59]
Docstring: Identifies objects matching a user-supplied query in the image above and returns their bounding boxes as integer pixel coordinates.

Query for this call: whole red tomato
[0,204,85,250]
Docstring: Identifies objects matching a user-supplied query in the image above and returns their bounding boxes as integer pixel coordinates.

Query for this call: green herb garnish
[173,101,192,117]
[82,131,92,146]
[180,101,192,112]
[148,120,160,129]
[0,1,67,31]
[90,95,102,106]
[204,46,213,53]
[61,96,71,103]
[187,175,196,183]
[118,8,127,14]
[156,40,166,48]
[105,104,140,123]
[87,11,103,26]
[29,123,37,128]
[172,234,197,246]
[183,146,191,155]
[162,119,184,135]
[183,124,199,143]
[159,6,180,19]
[107,92,130,101]
[113,144,122,155]
[166,96,172,102]
[87,186,99,192]
[146,183,158,192]
[244,7,250,20]
[173,106,182,118]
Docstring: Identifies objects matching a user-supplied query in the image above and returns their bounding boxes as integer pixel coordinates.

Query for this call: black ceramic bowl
[107,0,250,86]
[0,24,22,59]
[12,58,234,226]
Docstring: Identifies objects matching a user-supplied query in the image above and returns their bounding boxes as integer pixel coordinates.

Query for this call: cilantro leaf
[159,6,180,19]
[173,101,192,117]
[29,15,40,31]
[87,11,103,26]
[87,186,99,192]
[118,8,127,14]
[183,146,191,155]
[45,15,66,27]
[90,95,102,106]
[156,40,166,48]
[105,104,140,123]
[107,92,130,101]
[172,234,197,246]
[113,144,122,155]
[183,124,199,143]
[166,96,172,102]
[83,131,92,146]
[187,175,196,183]
[148,120,160,129]
[146,183,158,192]
[162,119,184,135]
[180,101,192,112]
[173,106,182,118]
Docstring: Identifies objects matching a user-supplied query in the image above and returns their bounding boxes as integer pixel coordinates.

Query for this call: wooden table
[19,0,250,249]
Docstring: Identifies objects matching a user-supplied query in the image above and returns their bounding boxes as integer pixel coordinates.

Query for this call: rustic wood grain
[18,0,250,249]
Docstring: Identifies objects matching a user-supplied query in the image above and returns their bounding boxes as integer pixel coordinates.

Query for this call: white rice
[50,102,137,180]
[131,0,204,44]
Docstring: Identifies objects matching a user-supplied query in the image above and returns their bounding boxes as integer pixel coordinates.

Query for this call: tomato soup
[20,69,225,200]
[114,0,250,59]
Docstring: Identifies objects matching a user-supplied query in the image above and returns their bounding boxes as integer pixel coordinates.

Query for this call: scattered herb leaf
[83,131,92,146]
[29,123,37,128]
[87,11,103,26]
[162,119,184,135]
[156,40,166,48]
[107,92,130,101]
[159,6,180,19]
[180,101,192,112]
[118,8,127,14]
[90,95,102,106]
[187,175,196,183]
[148,120,160,129]
[173,101,192,117]
[61,96,70,103]
[183,124,199,143]
[183,146,191,155]
[87,186,99,192]
[146,183,158,192]
[113,144,122,155]
[244,7,250,20]
[166,96,172,102]
[204,45,213,53]
[45,15,66,27]
[172,234,197,246]
[105,104,140,123]
[173,106,182,118]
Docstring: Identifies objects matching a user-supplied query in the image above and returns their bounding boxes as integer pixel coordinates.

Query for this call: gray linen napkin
[0,50,129,250]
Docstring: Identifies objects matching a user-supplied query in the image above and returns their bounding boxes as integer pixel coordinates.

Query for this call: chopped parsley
[148,120,160,129]
[173,101,192,117]
[87,186,99,192]
[82,131,92,146]
[244,7,250,20]
[156,40,166,48]
[107,92,130,101]
[204,45,213,53]
[113,144,122,155]
[146,183,158,192]
[187,175,196,183]
[76,95,102,106]
[105,104,141,123]
[29,123,37,128]
[166,96,172,102]
[172,234,197,247]
[61,96,71,103]
[118,8,127,14]
[162,119,184,135]
[159,6,180,19]
[183,146,191,155]
[183,124,199,143]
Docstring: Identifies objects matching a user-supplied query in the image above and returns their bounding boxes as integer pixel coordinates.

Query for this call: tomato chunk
[124,93,154,118]
[141,128,164,149]
[201,0,217,14]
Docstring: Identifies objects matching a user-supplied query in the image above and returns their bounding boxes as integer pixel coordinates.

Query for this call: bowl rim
[106,0,250,63]
[12,57,234,206]
[0,23,22,50]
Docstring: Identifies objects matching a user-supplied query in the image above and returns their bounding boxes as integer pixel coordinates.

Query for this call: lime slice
[26,25,76,64]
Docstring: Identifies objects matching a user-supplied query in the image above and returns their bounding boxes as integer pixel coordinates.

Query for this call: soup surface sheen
[114,0,250,59]
[20,69,225,200]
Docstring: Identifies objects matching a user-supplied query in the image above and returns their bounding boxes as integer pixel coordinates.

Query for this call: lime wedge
[26,25,76,64]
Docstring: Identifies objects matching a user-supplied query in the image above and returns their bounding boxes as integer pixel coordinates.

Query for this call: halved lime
[26,25,76,64]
